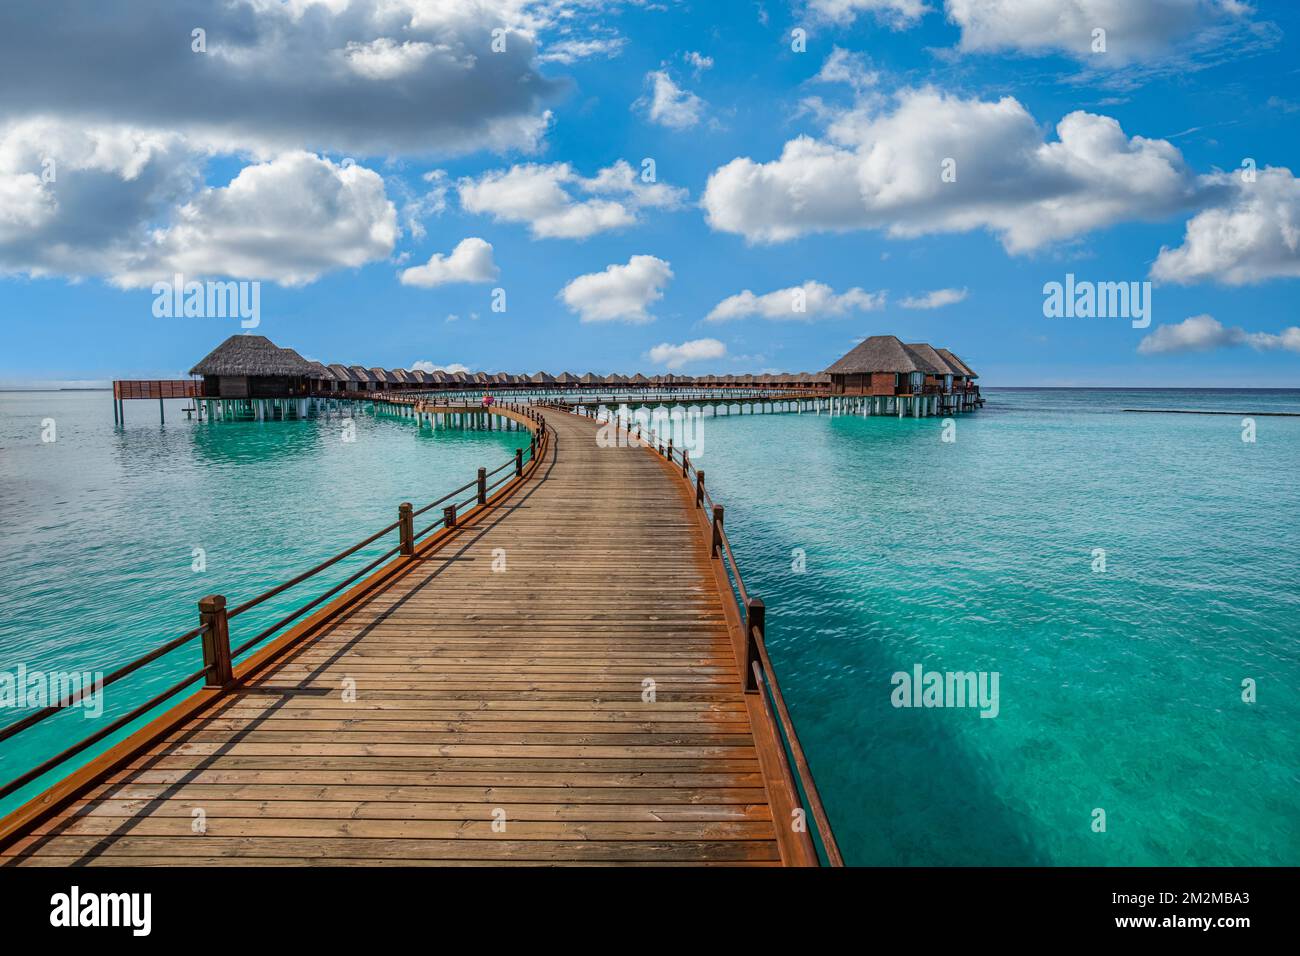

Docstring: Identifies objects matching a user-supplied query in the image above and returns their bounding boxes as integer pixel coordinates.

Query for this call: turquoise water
[1,388,1296,865]
[695,389,1299,866]
[0,391,525,814]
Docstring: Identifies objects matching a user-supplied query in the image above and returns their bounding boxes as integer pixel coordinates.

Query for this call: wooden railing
[0,404,548,806]
[113,379,199,400]
[538,402,844,866]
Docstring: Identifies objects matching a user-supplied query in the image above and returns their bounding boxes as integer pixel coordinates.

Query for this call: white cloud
[900,287,968,309]
[412,360,470,374]
[648,338,726,369]
[946,0,1260,63]
[538,37,626,64]
[642,70,706,130]
[808,0,931,28]
[814,47,880,92]
[701,87,1200,252]
[113,151,397,288]
[1151,167,1300,286]
[399,237,498,287]
[706,281,885,322]
[1138,314,1300,355]
[560,255,672,323]
[344,38,436,80]
[684,51,714,74]
[459,160,686,239]
[0,133,397,287]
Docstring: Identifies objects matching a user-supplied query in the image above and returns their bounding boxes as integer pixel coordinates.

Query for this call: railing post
[443,504,457,529]
[667,439,673,461]
[682,450,689,477]
[515,448,523,476]
[696,470,705,508]
[398,502,414,556]
[477,467,487,505]
[744,597,764,693]
[198,595,233,690]
[711,504,724,557]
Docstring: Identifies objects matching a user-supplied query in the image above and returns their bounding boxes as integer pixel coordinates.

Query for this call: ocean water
[0,388,1296,865]
[694,388,1299,866]
[0,391,525,814]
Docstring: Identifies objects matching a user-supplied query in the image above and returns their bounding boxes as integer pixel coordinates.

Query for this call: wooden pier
[0,404,838,866]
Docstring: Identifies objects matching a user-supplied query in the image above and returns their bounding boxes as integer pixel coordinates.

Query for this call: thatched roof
[348,365,376,383]
[389,369,412,384]
[579,372,599,384]
[189,335,318,377]
[901,343,949,376]
[328,363,359,382]
[936,348,977,379]
[307,361,336,381]
[530,371,555,384]
[369,367,395,384]
[826,335,934,375]
[630,373,648,384]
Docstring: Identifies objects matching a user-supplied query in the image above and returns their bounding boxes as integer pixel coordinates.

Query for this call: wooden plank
[0,409,821,866]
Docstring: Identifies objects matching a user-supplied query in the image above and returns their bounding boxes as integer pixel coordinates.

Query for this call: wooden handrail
[0,406,548,803]
[538,402,843,866]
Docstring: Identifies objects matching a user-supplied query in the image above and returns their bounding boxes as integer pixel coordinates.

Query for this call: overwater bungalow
[189,334,318,398]
[306,361,338,393]
[824,335,980,414]
[328,364,361,392]
[579,372,600,388]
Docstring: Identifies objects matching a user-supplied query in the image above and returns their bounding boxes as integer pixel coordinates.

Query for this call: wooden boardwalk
[1,409,820,866]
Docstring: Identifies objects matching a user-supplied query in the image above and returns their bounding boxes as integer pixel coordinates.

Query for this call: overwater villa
[825,335,981,415]
[165,332,981,420]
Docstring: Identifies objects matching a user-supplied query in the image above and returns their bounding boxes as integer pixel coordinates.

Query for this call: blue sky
[1,0,1298,386]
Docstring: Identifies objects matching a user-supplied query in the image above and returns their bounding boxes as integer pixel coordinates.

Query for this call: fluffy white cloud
[399,238,498,287]
[946,0,1259,63]
[648,338,726,369]
[702,87,1200,252]
[0,124,397,287]
[901,287,968,309]
[808,0,931,28]
[412,360,471,374]
[706,281,885,322]
[1138,314,1300,355]
[642,71,706,130]
[560,255,672,323]
[116,151,397,288]
[1151,167,1300,286]
[459,160,686,239]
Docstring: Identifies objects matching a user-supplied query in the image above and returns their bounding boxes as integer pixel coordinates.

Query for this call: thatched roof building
[825,335,976,396]
[189,334,319,398]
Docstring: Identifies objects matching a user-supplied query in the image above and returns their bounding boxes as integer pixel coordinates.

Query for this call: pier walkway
[0,405,837,866]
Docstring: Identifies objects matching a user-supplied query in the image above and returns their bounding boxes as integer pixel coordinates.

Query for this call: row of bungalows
[824,335,981,413]
[191,334,877,400]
